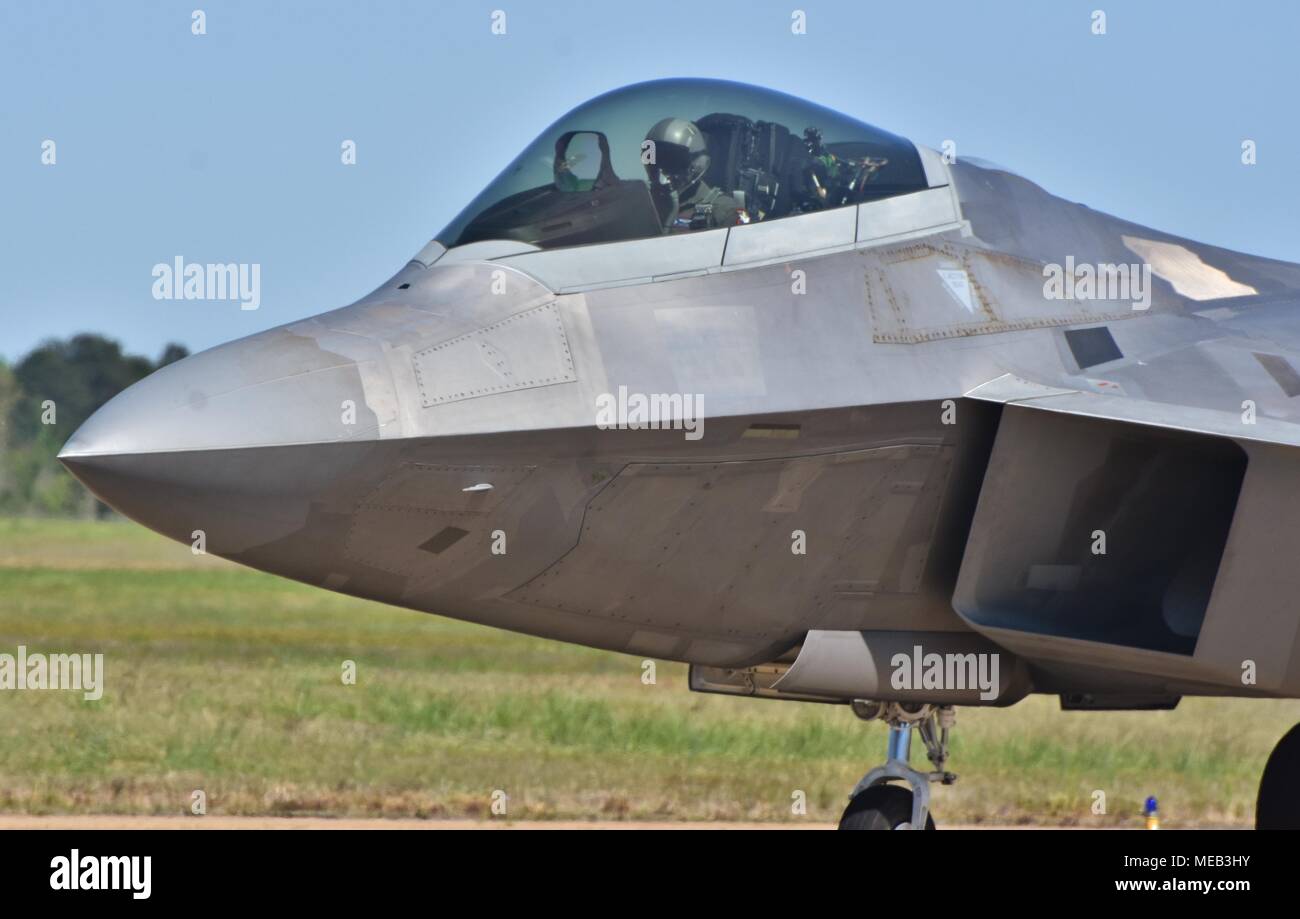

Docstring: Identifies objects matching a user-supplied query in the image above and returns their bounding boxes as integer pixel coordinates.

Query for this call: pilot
[644,117,746,232]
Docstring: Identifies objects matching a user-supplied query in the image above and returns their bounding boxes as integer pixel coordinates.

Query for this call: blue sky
[2,0,1295,363]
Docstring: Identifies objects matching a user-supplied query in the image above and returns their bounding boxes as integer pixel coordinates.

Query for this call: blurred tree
[157,343,190,367]
[0,362,20,510]
[11,334,151,443]
[2,336,189,517]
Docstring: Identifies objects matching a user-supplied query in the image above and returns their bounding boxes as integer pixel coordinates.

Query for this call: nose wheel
[839,784,936,830]
[838,702,955,831]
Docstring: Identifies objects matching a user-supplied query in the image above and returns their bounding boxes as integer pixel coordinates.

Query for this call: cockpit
[436,79,928,251]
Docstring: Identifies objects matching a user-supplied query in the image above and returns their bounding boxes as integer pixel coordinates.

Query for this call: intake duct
[953,405,1246,657]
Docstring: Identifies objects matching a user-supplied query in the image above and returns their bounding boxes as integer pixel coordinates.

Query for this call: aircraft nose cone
[58,323,392,550]
[60,324,391,459]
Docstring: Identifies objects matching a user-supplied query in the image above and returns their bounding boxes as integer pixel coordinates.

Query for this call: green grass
[0,517,1295,825]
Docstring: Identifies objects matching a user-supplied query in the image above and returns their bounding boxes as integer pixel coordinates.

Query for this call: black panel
[1060,693,1180,711]
[1064,326,1123,369]
[419,527,468,555]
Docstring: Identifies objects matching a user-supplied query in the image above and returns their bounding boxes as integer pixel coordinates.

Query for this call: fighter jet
[59,78,1300,830]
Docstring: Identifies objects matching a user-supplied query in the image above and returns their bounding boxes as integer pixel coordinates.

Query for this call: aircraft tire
[1257,722,1300,830]
[837,784,936,830]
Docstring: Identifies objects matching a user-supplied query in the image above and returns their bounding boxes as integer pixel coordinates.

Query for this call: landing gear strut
[1257,722,1300,830]
[838,701,956,830]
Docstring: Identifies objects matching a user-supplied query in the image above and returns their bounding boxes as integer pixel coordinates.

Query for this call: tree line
[0,335,188,517]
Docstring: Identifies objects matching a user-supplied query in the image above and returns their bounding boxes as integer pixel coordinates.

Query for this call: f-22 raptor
[61,79,1300,829]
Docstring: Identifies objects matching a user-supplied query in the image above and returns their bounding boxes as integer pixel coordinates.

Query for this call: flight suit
[670,181,744,231]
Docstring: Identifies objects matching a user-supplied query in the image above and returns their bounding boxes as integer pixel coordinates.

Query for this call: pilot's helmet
[644,117,710,195]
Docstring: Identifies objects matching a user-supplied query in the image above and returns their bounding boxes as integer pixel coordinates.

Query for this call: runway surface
[0,815,1063,830]
[2,815,832,830]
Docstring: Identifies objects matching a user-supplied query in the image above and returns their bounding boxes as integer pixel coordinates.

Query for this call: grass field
[0,517,1295,826]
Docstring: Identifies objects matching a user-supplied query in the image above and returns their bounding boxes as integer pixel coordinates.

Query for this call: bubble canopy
[436,78,927,251]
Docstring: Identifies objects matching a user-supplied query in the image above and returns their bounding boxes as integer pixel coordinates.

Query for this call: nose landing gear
[840,707,1300,830]
[839,701,957,830]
